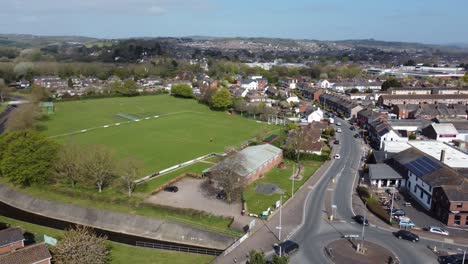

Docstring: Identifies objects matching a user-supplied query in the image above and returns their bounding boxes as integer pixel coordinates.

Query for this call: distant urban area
[0,34,467,264]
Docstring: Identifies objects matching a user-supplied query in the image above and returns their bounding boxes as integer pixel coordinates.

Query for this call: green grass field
[0,215,214,264]
[41,95,270,175]
[0,104,7,113]
[244,159,323,215]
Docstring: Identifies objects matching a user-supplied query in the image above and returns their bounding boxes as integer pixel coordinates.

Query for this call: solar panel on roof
[405,156,441,177]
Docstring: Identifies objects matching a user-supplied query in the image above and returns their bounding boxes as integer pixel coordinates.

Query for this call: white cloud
[147,6,166,15]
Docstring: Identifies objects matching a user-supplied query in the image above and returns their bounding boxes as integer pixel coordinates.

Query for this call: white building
[306,108,324,123]
[286,96,300,104]
[317,80,332,89]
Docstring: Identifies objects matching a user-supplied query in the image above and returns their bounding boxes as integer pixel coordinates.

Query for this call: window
[427,195,431,205]
[414,185,417,193]
[454,215,461,225]
[457,202,463,208]
[408,182,411,189]
[429,186,432,192]
[420,191,424,199]
[465,219,468,226]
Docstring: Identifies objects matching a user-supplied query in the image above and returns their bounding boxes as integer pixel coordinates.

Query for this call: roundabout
[325,239,398,264]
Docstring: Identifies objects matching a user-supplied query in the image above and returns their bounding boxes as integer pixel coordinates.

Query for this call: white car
[336,122,342,126]
[427,226,449,236]
[334,154,341,159]
[336,128,342,133]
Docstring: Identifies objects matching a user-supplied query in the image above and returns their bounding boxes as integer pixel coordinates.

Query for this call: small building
[0,243,52,264]
[205,144,283,185]
[421,123,460,143]
[369,164,403,188]
[432,183,468,227]
[0,228,24,254]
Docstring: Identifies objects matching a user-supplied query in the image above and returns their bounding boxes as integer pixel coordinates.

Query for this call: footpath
[212,158,336,264]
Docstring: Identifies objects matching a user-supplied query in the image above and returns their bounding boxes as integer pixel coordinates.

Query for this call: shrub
[356,186,371,200]
[366,196,391,224]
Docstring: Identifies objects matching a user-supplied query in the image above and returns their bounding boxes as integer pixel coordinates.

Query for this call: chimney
[440,149,446,163]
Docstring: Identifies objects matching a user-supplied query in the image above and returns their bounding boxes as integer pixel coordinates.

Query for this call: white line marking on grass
[103,125,110,128]
[115,123,121,126]
[81,129,87,132]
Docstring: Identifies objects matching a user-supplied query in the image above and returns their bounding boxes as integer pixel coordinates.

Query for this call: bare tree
[285,125,310,164]
[54,141,84,188]
[209,151,246,203]
[234,100,248,116]
[28,84,50,103]
[53,225,110,264]
[255,127,271,143]
[82,145,116,193]
[5,103,40,132]
[118,156,143,197]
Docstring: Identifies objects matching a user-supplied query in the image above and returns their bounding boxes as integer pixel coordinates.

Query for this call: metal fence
[135,241,223,256]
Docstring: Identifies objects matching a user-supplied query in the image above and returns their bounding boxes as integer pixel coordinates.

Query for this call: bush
[171,84,193,98]
[366,196,391,224]
[356,186,371,200]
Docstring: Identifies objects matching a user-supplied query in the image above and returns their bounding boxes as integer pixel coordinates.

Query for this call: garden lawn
[0,104,7,113]
[41,95,271,174]
[244,159,323,215]
[0,215,214,264]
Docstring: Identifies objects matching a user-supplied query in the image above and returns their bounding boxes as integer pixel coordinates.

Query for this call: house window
[414,185,417,193]
[457,202,463,208]
[420,191,424,199]
[427,195,430,205]
[429,186,432,192]
[454,215,461,225]
[408,181,411,189]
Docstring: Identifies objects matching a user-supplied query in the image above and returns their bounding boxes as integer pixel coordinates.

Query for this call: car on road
[394,230,419,242]
[336,122,342,126]
[164,185,179,192]
[273,240,299,256]
[350,126,355,130]
[354,134,361,138]
[439,254,467,264]
[426,226,449,236]
[354,215,369,226]
[334,140,340,145]
[334,154,341,159]
[398,219,415,228]
[336,128,342,133]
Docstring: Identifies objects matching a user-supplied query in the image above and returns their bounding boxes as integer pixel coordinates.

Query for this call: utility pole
[292,163,295,198]
[389,187,395,223]
[278,195,283,241]
[359,201,367,251]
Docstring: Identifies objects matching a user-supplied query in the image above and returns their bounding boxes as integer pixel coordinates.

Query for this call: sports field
[41,95,271,174]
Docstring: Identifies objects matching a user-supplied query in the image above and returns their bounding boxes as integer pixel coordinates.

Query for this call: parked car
[334,140,340,145]
[164,185,179,192]
[336,128,342,133]
[389,209,406,217]
[273,240,299,256]
[350,126,355,130]
[216,190,226,200]
[334,154,341,159]
[439,254,467,264]
[399,219,415,228]
[426,226,449,236]
[394,230,419,242]
[336,122,342,126]
[354,215,369,226]
[354,134,361,138]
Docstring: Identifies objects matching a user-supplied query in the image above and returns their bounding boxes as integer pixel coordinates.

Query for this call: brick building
[319,93,363,119]
[432,184,468,227]
[0,228,24,254]
[378,94,468,106]
[0,243,52,264]
[205,144,283,185]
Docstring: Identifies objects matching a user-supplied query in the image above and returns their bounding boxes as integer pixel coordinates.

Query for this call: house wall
[379,130,408,149]
[245,152,283,185]
[432,188,468,226]
[406,171,433,210]
[0,240,24,255]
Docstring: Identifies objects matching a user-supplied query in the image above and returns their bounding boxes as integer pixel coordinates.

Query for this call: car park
[426,226,449,236]
[273,240,299,256]
[354,215,369,226]
[164,185,179,192]
[334,154,341,159]
[394,230,419,242]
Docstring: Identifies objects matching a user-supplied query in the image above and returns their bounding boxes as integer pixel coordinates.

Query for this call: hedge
[356,186,391,224]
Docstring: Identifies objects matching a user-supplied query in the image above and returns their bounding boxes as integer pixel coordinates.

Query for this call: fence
[135,241,223,256]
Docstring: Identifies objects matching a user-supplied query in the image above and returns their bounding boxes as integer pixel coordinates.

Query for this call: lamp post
[389,187,395,224]
[277,195,283,241]
[292,163,295,199]
[359,201,367,251]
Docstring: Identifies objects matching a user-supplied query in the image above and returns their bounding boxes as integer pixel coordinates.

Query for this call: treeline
[0,130,143,196]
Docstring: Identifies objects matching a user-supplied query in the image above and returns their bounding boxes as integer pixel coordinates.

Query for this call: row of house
[319,93,363,119]
[0,227,51,264]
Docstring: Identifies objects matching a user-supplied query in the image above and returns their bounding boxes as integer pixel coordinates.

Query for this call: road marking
[445,238,454,243]
[308,186,314,189]
[327,188,334,191]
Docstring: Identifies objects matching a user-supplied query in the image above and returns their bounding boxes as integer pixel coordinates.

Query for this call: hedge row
[356,186,391,224]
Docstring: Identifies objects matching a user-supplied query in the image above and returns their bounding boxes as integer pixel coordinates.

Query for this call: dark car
[334,140,340,145]
[273,240,299,256]
[389,209,406,217]
[354,215,369,226]
[394,230,419,242]
[354,134,361,138]
[216,190,226,200]
[439,254,468,264]
[164,185,178,192]
[350,126,355,131]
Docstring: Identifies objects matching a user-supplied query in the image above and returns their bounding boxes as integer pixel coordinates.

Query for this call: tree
[54,142,85,188]
[210,88,232,110]
[209,151,246,203]
[82,145,116,193]
[0,82,10,103]
[464,73,468,83]
[403,59,416,66]
[53,225,110,264]
[29,84,50,103]
[381,78,402,91]
[255,127,270,143]
[234,99,248,116]
[285,125,310,164]
[349,88,359,94]
[247,250,266,264]
[118,157,143,197]
[171,84,193,98]
[0,130,59,186]
[113,80,138,96]
[5,104,41,132]
[68,78,73,88]
[271,255,289,264]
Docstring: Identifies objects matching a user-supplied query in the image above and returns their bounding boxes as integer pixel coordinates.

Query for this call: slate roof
[0,228,24,247]
[440,182,468,202]
[0,243,51,264]
[431,123,458,135]
[391,148,465,187]
[369,164,403,180]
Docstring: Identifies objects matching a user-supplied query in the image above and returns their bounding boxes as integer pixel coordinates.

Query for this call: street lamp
[389,187,395,224]
[292,164,295,199]
[458,248,466,264]
[276,195,283,241]
[358,202,368,252]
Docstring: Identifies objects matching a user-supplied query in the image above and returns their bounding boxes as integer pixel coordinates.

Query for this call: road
[290,119,464,264]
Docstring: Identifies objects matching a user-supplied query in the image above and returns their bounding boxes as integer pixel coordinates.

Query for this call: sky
[0,0,467,44]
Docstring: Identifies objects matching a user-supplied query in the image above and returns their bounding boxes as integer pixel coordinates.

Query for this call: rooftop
[369,164,402,180]
[430,123,458,135]
[0,228,24,247]
[0,243,51,264]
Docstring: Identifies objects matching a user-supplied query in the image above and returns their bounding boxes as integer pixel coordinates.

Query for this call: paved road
[290,119,464,264]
